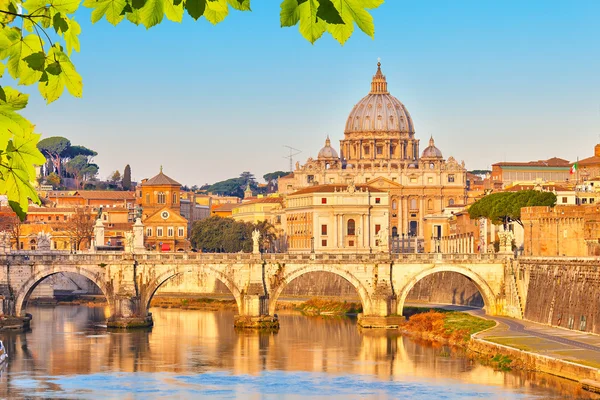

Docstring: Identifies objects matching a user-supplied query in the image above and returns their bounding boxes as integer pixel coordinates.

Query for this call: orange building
[576,144,600,180]
[137,168,190,252]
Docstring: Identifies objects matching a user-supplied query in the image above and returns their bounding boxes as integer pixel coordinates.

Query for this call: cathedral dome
[421,136,443,158]
[344,62,414,136]
[318,136,339,159]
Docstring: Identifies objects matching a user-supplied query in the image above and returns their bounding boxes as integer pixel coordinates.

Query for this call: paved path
[405,302,600,368]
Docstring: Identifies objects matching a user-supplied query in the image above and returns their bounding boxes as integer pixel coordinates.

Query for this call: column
[419,196,424,237]
[359,214,364,249]
[470,234,474,254]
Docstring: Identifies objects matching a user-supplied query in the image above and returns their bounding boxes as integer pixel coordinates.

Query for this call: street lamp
[401,232,405,254]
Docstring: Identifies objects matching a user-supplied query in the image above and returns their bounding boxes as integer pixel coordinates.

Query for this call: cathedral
[279,62,467,241]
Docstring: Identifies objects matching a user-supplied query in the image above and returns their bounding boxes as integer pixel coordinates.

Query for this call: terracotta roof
[578,155,600,166]
[280,173,294,179]
[143,171,180,186]
[212,203,237,212]
[504,183,570,192]
[237,197,283,206]
[77,191,136,200]
[290,184,386,196]
[493,157,570,168]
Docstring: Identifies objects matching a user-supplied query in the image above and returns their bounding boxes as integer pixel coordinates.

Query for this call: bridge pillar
[358,264,403,329]
[234,294,279,330]
[107,295,153,329]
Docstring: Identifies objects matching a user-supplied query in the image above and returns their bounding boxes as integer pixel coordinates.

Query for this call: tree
[65,155,97,189]
[110,170,121,186]
[61,145,98,161]
[0,1,385,219]
[263,170,288,192]
[46,172,61,188]
[191,216,275,253]
[37,137,71,176]
[0,211,22,249]
[122,164,132,190]
[56,207,95,251]
[468,190,556,229]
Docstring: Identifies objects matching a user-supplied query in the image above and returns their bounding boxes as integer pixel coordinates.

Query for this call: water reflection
[0,306,593,399]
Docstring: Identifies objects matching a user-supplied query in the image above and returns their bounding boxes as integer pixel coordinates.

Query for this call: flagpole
[576,156,579,184]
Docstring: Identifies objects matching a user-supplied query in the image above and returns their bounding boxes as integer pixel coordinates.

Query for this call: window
[146,228,152,237]
[157,227,163,237]
[375,224,381,234]
[429,163,434,169]
[428,177,433,184]
[448,198,455,206]
[321,198,327,204]
[167,227,174,237]
[392,227,398,237]
[349,240,354,247]
[448,175,455,183]
[321,224,327,235]
[582,198,588,204]
[321,239,327,247]
[364,146,370,155]
[392,200,397,210]
[172,192,177,204]
[178,227,184,237]
[591,198,596,204]
[580,315,587,331]
[157,192,166,204]
[347,219,356,236]
[365,177,370,182]
[568,315,574,330]
[47,216,51,221]
[146,193,150,204]
[287,185,293,191]
[562,197,568,204]
[103,214,108,221]
[376,146,383,155]
[410,198,417,210]
[392,177,397,182]
[64,215,67,221]
[375,198,381,204]
[307,175,315,183]
[329,178,335,183]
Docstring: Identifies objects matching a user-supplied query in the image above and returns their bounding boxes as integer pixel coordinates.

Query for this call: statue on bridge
[36,232,52,251]
[252,229,261,254]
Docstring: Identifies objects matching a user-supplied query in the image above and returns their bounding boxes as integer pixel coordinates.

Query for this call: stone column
[93,219,105,251]
[133,218,145,253]
[419,196,424,237]
[470,235,474,253]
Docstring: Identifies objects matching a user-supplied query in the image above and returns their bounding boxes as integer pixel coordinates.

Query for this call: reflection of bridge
[0,252,514,329]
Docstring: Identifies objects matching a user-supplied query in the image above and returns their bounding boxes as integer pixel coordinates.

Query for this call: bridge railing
[0,251,506,264]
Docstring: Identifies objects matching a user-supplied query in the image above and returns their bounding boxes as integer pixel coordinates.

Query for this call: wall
[405,272,483,307]
[518,258,600,334]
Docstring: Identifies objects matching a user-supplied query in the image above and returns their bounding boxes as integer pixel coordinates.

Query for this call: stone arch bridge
[0,252,517,329]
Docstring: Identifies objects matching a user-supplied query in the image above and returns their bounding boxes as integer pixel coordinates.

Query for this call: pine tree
[123,164,132,191]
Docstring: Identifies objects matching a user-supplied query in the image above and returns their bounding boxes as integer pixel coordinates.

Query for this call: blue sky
[23,1,600,186]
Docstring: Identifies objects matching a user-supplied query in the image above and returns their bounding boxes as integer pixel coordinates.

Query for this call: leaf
[204,0,228,24]
[126,7,143,23]
[0,87,29,110]
[185,0,206,20]
[38,46,83,103]
[0,87,5,103]
[3,33,44,85]
[298,0,326,44]
[132,0,145,9]
[140,0,164,28]
[53,12,69,33]
[226,0,249,11]
[0,62,4,78]
[83,0,127,25]
[163,0,183,22]
[316,0,342,24]
[49,0,82,14]
[280,0,300,27]
[23,51,46,71]
[64,17,81,54]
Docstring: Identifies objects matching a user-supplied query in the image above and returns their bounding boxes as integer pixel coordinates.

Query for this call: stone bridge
[0,252,515,329]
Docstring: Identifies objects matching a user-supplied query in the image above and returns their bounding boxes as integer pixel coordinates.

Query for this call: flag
[570,162,578,175]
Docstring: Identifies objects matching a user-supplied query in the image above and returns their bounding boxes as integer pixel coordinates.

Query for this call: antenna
[283,145,302,172]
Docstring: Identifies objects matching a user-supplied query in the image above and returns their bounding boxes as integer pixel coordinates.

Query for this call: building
[522,205,600,257]
[490,157,571,189]
[284,183,389,253]
[179,191,210,233]
[279,62,467,240]
[575,143,600,180]
[231,196,283,224]
[137,168,190,252]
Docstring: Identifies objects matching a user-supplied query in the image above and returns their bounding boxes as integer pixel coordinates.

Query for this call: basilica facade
[279,63,467,241]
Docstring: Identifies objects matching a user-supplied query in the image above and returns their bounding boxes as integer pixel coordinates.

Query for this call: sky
[22,0,600,186]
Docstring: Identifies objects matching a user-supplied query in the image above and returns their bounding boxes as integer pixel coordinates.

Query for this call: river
[0,305,593,399]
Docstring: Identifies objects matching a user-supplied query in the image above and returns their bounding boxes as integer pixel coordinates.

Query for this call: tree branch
[0,10,50,19]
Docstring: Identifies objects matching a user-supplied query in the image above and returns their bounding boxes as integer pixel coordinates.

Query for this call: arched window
[172,192,177,204]
[157,192,166,204]
[392,200,397,210]
[347,219,356,236]
[392,227,398,237]
[448,198,455,206]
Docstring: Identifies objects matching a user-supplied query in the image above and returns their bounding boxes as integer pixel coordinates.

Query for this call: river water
[0,305,593,399]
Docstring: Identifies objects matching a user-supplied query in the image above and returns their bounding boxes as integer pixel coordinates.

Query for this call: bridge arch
[15,266,112,317]
[143,265,243,314]
[268,264,372,316]
[396,265,498,316]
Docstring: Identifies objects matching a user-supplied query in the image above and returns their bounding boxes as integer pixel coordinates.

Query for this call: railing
[0,251,506,265]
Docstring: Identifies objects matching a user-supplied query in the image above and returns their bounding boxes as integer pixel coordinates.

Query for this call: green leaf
[0,87,5,103]
[0,87,29,110]
[63,17,81,54]
[140,0,164,28]
[280,0,300,27]
[3,33,44,85]
[226,0,249,11]
[83,0,127,25]
[316,0,342,24]
[185,0,206,20]
[23,51,46,71]
[204,0,228,24]
[49,0,82,14]
[46,61,62,75]
[163,0,183,22]
[53,12,69,33]
[298,0,326,44]
[132,0,146,9]
[0,62,4,78]
[38,46,83,104]
[126,7,143,23]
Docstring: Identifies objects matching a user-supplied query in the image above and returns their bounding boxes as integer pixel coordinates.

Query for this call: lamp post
[311,237,314,254]
[401,233,405,254]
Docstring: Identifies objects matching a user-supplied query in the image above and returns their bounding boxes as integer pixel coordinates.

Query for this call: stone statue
[124,231,134,253]
[37,232,52,251]
[252,229,260,254]
[0,231,11,253]
[377,228,388,252]
[498,229,514,254]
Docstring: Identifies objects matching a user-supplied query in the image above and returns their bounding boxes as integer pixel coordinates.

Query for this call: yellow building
[279,62,467,239]
[137,168,190,252]
[231,196,283,224]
